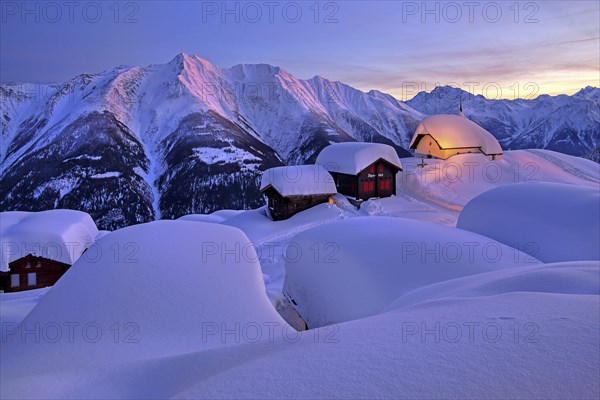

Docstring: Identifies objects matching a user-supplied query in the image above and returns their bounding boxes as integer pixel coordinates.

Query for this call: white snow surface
[411,114,503,155]
[2,261,598,399]
[283,217,541,328]
[90,171,121,179]
[316,142,403,175]
[260,165,337,196]
[171,262,599,400]
[0,210,99,272]
[457,182,600,262]
[397,150,600,225]
[0,220,287,385]
[193,146,260,166]
[177,214,225,223]
[1,149,599,399]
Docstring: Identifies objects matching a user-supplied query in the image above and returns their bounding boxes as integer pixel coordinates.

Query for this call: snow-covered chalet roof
[260,165,337,197]
[0,210,99,272]
[410,115,502,155]
[315,142,403,175]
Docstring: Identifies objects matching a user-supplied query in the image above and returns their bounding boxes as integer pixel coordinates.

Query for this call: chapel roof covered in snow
[260,165,337,197]
[315,142,403,175]
[0,210,99,272]
[410,115,503,156]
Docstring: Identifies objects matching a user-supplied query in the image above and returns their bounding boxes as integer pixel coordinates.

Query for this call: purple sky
[1,1,598,100]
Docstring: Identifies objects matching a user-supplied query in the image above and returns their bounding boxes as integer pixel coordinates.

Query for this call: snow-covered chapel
[409,101,503,160]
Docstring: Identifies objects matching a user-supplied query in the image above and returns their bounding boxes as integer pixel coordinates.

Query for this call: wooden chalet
[315,142,403,201]
[260,165,337,221]
[0,254,71,293]
[0,209,100,292]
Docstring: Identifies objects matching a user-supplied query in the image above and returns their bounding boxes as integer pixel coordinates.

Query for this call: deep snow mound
[457,182,600,262]
[385,260,600,311]
[283,217,540,328]
[0,220,287,379]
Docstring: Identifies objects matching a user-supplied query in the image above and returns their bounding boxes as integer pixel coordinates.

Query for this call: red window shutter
[378,164,384,173]
[369,164,375,174]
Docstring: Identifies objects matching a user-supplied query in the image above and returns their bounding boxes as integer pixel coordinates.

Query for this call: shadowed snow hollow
[0,220,287,389]
[457,182,600,262]
[283,217,541,328]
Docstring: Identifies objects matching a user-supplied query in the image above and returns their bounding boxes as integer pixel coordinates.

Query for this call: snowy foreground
[1,150,599,399]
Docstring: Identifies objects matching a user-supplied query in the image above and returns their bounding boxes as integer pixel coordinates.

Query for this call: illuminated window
[369,165,375,174]
[378,164,384,173]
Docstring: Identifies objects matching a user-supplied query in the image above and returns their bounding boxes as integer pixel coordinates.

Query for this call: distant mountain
[1,54,598,229]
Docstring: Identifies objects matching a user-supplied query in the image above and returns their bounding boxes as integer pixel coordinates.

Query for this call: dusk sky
[1,0,599,100]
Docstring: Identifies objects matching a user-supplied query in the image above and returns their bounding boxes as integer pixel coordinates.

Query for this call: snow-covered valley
[1,149,599,399]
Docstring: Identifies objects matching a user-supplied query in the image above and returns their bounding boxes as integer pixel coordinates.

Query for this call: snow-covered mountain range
[1,53,598,229]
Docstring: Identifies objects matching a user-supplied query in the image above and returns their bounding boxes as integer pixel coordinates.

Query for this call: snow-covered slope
[2,261,598,399]
[397,150,600,226]
[457,183,600,262]
[1,148,599,398]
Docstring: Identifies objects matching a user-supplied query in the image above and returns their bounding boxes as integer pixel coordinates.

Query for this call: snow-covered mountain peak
[227,63,286,80]
[168,53,221,74]
[573,86,599,100]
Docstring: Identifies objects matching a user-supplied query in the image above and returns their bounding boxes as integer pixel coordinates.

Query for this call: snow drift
[397,149,600,225]
[174,262,599,399]
[0,220,287,385]
[3,261,596,399]
[283,217,540,328]
[457,182,600,262]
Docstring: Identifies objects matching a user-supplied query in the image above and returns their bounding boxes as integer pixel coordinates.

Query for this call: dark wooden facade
[330,158,400,200]
[261,186,334,221]
[0,254,71,293]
